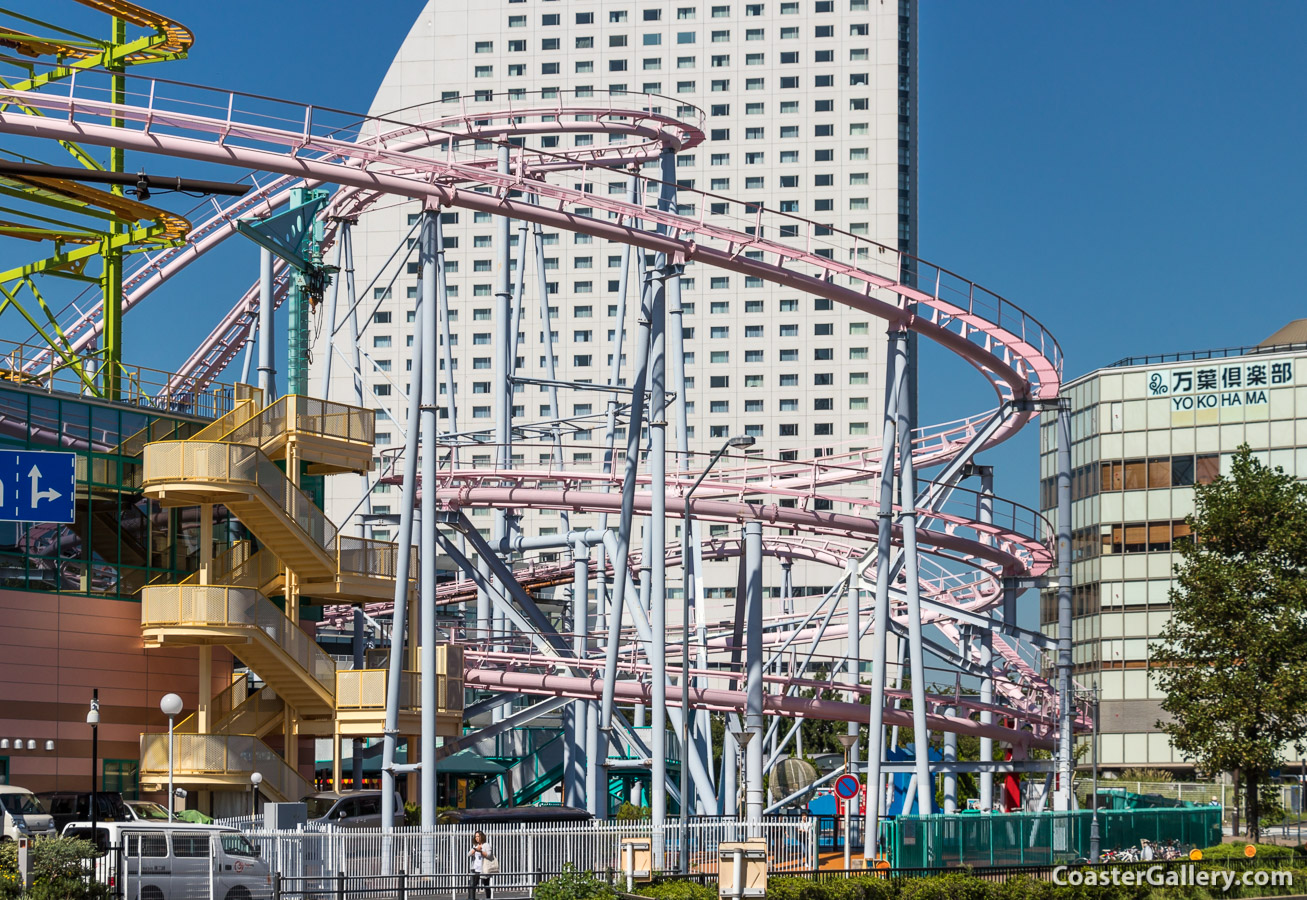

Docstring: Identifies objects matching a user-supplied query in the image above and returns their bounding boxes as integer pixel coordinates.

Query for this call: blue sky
[59,1,1307,512]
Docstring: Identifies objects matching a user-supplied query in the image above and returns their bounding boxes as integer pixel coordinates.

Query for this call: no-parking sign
[835,774,860,799]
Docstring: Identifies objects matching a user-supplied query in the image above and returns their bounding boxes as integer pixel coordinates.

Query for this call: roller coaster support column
[419,204,440,827]
[492,148,514,701]
[101,14,126,401]
[943,702,957,814]
[744,521,765,826]
[896,327,933,819]
[863,329,906,863]
[846,557,861,779]
[531,196,568,533]
[1055,398,1073,810]
[598,181,655,819]
[564,539,590,809]
[258,248,275,397]
[381,229,424,858]
[977,465,996,810]
[648,145,675,857]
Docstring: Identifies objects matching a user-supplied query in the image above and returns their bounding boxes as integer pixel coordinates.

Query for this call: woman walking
[467,830,498,899]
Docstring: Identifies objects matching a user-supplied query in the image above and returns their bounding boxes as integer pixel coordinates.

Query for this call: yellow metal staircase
[136,389,460,800]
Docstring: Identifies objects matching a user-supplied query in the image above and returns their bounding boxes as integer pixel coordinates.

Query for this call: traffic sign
[835,774,860,800]
[1,450,76,524]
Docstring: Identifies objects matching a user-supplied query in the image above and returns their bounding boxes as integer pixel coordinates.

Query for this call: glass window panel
[1148,458,1170,489]
[1196,453,1220,484]
[1123,459,1147,490]
[1171,455,1194,487]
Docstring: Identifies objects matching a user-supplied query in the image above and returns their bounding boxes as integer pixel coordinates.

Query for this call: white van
[63,820,271,900]
[0,785,55,841]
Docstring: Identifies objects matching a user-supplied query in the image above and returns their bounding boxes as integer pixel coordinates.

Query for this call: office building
[1039,323,1307,770]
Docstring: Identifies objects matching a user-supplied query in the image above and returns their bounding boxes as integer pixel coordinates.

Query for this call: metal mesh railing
[214,394,375,448]
[336,534,415,581]
[335,669,421,710]
[140,731,311,802]
[143,440,338,554]
[141,584,336,696]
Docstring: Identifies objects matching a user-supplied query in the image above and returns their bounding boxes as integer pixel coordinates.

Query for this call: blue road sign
[1,450,76,524]
[835,774,861,800]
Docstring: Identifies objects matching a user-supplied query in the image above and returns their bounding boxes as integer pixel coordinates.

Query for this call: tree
[1150,446,1307,842]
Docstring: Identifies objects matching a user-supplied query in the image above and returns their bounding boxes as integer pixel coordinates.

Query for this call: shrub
[636,881,717,900]
[536,863,618,900]
[0,836,111,900]
[617,802,652,821]
[1198,841,1294,860]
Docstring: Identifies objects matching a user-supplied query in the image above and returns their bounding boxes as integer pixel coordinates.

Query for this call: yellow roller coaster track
[0,0,194,398]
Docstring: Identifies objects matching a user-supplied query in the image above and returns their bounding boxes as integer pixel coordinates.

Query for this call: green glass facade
[0,382,231,600]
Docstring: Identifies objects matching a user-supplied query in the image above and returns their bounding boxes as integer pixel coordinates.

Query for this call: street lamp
[680,434,756,871]
[250,772,263,819]
[160,693,184,817]
[87,691,100,836]
[838,733,858,870]
[1088,687,1101,863]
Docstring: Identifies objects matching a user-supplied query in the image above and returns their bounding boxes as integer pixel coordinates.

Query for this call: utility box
[264,802,308,831]
[719,840,767,899]
[620,837,653,886]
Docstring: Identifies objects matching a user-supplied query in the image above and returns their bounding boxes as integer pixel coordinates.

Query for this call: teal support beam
[235,187,333,397]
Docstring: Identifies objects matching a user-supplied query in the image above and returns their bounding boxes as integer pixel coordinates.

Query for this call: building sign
[1147,358,1296,423]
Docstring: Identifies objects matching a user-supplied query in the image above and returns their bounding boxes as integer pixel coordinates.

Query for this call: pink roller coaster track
[0,71,1072,749]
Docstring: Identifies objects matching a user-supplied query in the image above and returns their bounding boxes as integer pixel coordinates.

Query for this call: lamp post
[838,733,858,870]
[250,772,263,820]
[87,691,99,836]
[1088,686,1101,863]
[679,434,755,871]
[160,693,184,817]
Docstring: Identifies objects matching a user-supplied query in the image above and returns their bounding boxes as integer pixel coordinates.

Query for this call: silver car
[302,791,404,828]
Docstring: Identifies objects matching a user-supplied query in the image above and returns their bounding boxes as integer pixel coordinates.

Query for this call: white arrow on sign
[28,464,62,507]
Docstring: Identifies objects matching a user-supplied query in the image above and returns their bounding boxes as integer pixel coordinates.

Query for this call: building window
[103,759,140,800]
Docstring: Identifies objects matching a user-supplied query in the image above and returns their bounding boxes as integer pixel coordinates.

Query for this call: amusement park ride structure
[0,3,1085,865]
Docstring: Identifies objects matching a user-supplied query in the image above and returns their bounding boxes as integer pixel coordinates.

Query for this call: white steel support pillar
[895,329,933,819]
[491,149,514,717]
[744,521,765,825]
[1055,398,1074,810]
[418,205,440,826]
[564,540,590,809]
[846,558,861,776]
[257,247,275,397]
[863,329,906,862]
[978,467,996,811]
[381,221,425,855]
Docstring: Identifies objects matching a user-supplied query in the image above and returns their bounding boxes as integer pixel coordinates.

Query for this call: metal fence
[216,819,815,892]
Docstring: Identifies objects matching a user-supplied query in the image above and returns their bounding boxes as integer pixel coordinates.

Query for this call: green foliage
[1197,841,1293,859]
[1116,768,1178,784]
[535,864,618,900]
[1151,446,1307,842]
[616,802,652,821]
[404,802,420,826]
[635,881,718,900]
[0,836,111,899]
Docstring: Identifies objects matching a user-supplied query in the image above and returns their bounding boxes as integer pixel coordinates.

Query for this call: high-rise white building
[313,0,916,611]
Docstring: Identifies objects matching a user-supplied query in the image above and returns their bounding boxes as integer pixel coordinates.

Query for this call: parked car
[36,791,131,833]
[301,791,404,828]
[63,820,271,900]
[437,805,594,826]
[125,800,177,822]
[0,785,55,841]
